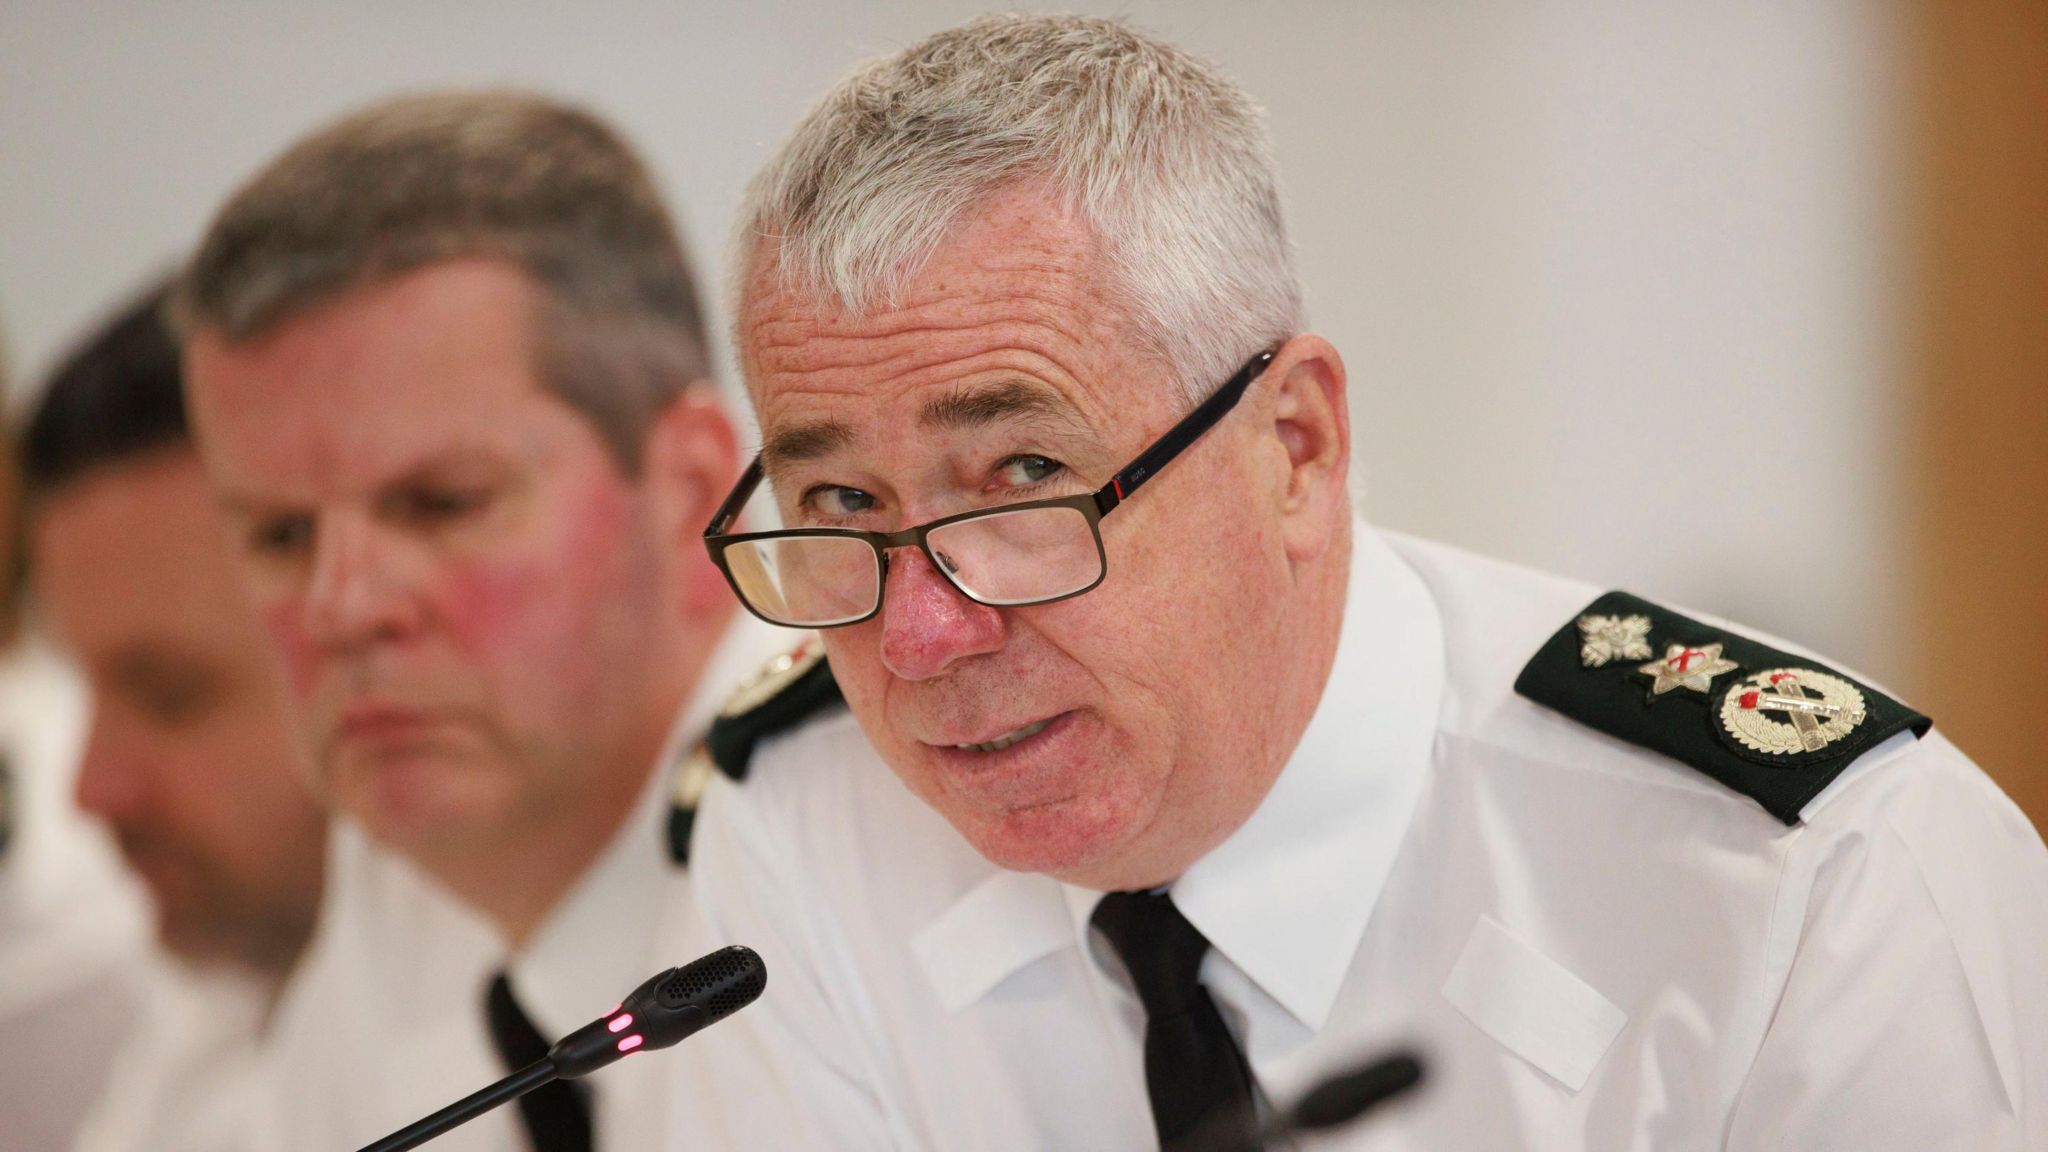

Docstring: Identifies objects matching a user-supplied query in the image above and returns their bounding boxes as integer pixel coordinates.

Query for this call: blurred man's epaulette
[1514,591,1930,825]
[668,638,844,863]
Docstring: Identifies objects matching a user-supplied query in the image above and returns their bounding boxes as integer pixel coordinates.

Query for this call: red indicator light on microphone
[617,1034,644,1053]
[608,1013,634,1033]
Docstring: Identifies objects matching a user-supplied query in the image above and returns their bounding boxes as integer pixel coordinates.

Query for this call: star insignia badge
[1638,642,1739,696]
[1578,613,1654,667]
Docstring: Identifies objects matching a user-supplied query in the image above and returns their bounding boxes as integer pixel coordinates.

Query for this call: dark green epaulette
[667,639,846,864]
[1514,591,1931,825]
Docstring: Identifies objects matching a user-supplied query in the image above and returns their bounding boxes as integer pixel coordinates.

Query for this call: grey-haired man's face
[736,185,1325,890]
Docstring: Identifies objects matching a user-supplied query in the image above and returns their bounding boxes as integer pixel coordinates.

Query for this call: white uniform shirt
[250,614,789,1151]
[689,525,2048,1150]
[72,960,275,1152]
[0,639,151,1151]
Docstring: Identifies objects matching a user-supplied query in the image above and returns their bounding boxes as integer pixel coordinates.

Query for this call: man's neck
[478,753,658,952]
[441,689,696,951]
[427,610,729,948]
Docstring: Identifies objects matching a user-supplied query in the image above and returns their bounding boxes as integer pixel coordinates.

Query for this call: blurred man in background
[20,281,329,1149]
[180,90,783,1150]
[0,325,153,1151]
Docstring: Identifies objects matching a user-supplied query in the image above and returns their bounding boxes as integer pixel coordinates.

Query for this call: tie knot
[485,971,544,1066]
[1091,889,1213,1018]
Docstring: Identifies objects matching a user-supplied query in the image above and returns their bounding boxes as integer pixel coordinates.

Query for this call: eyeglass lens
[721,503,1102,626]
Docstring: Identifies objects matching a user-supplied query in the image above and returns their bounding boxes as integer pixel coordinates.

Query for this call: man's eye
[134,679,217,727]
[803,486,877,518]
[249,516,314,558]
[387,487,490,525]
[994,455,1065,488]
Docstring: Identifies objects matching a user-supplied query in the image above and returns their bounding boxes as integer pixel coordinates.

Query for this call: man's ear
[643,385,742,613]
[1261,334,1351,562]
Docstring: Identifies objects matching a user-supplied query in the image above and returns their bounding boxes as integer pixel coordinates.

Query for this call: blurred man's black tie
[485,972,593,1152]
[1092,890,1257,1152]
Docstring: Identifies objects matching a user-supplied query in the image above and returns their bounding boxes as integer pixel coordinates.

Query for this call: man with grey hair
[688,14,2048,1151]
[180,91,783,1150]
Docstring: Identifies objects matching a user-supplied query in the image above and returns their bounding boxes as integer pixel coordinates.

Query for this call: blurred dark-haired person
[686,15,2048,1151]
[19,280,328,1150]
[179,90,784,1150]
[0,325,155,1152]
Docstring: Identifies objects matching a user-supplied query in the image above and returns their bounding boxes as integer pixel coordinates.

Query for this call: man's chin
[332,749,503,853]
[952,795,1142,882]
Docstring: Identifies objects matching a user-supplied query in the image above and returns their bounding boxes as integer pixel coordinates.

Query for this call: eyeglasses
[703,348,1277,629]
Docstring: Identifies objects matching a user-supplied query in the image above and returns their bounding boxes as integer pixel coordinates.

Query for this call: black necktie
[485,971,594,1152]
[1091,890,1257,1151]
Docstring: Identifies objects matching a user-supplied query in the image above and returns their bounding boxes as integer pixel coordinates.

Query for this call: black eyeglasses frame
[702,347,1278,628]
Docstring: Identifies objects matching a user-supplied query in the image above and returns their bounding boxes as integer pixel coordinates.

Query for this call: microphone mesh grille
[659,946,766,1020]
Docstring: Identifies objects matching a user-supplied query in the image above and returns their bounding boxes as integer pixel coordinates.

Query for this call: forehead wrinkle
[742,254,1118,378]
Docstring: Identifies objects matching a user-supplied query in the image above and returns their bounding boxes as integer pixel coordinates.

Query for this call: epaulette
[1514,591,1931,825]
[668,638,845,864]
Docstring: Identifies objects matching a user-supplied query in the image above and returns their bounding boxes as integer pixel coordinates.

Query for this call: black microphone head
[1289,1052,1425,1132]
[547,945,768,1079]
[652,944,767,1024]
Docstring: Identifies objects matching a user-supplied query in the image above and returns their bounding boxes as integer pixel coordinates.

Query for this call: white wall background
[0,0,1909,681]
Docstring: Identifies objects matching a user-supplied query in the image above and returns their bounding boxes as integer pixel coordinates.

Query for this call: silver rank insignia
[719,637,825,719]
[671,742,718,817]
[1579,613,1654,667]
[1719,668,1868,756]
[1638,642,1739,696]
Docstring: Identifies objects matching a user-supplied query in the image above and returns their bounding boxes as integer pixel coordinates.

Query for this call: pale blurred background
[1,0,2040,823]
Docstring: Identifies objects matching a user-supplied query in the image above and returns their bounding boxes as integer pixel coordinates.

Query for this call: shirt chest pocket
[1440,915,1629,1092]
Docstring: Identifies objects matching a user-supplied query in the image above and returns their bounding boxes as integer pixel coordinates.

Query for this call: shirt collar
[913,523,1446,1029]
[509,613,791,1036]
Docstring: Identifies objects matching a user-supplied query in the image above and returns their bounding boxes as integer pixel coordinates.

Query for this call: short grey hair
[178,90,708,470]
[737,14,1302,404]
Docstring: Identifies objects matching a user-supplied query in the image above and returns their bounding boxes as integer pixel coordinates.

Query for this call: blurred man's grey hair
[178,90,707,469]
[736,14,1303,405]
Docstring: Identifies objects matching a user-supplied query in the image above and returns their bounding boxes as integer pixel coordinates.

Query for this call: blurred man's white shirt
[689,523,2048,1151]
[245,613,790,1151]
[71,959,273,1152]
[0,638,151,1151]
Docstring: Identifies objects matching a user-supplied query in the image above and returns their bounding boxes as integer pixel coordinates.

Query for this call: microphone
[1282,1052,1424,1135]
[1188,1050,1425,1152]
[357,945,767,1152]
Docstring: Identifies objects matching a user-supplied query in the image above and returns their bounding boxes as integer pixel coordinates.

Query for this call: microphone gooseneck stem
[356,1059,557,1152]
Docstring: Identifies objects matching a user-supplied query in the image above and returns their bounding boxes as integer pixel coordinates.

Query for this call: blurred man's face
[34,451,324,969]
[186,259,682,867]
[737,186,1311,889]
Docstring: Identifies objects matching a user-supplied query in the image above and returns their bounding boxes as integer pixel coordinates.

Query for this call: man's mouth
[954,716,1057,753]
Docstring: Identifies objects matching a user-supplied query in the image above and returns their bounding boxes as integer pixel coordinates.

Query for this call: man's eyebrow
[918,379,1091,437]
[760,419,857,468]
[759,381,1092,469]
[210,486,283,517]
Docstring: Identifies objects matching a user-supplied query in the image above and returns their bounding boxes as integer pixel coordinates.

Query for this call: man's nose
[74,718,149,827]
[878,546,1008,681]
[302,519,425,651]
